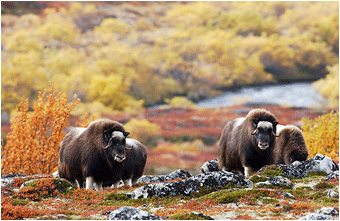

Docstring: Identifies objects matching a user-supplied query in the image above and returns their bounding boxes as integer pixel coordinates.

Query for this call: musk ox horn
[251,128,257,135]
[272,131,280,137]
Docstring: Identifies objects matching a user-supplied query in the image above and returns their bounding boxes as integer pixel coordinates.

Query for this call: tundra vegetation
[1,1,339,220]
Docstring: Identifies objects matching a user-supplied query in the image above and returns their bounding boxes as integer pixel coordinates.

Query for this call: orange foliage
[1,85,80,175]
[15,178,60,201]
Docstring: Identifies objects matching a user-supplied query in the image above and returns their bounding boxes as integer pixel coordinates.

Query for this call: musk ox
[273,125,308,165]
[58,119,131,190]
[218,109,279,178]
[108,138,147,188]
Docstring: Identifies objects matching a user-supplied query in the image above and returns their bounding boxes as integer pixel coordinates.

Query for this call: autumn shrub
[302,111,339,162]
[124,118,161,145]
[1,85,80,175]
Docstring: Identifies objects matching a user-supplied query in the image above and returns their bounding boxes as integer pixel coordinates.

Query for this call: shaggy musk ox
[58,119,146,190]
[273,125,308,165]
[218,109,279,178]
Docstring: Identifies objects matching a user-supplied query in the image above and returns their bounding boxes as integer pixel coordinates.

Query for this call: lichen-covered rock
[255,176,294,188]
[327,190,339,198]
[317,207,339,216]
[309,154,339,174]
[258,154,338,179]
[130,171,253,199]
[275,190,295,199]
[1,174,28,188]
[325,171,339,182]
[106,206,161,220]
[137,169,192,184]
[298,213,333,220]
[201,159,219,173]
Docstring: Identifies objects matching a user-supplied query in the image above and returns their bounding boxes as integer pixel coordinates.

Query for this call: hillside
[2,1,339,115]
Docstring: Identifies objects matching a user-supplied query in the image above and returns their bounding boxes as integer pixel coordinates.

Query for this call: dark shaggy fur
[218,109,278,178]
[58,119,129,190]
[274,125,308,165]
[104,138,147,188]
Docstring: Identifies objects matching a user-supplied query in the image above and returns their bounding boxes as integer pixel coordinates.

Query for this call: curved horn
[251,128,257,135]
[272,131,280,137]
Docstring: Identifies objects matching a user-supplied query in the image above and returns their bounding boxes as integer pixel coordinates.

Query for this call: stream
[196,82,326,108]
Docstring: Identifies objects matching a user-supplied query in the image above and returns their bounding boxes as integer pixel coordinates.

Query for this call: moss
[169,212,213,220]
[259,166,284,177]
[306,172,329,177]
[262,198,279,204]
[249,175,267,183]
[12,199,30,206]
[314,182,336,190]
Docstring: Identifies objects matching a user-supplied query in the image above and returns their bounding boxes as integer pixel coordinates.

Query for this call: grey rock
[309,154,339,174]
[256,176,294,188]
[1,174,28,188]
[106,206,161,220]
[137,169,192,184]
[299,213,333,220]
[327,190,339,198]
[130,171,253,199]
[201,159,219,173]
[325,172,339,182]
[317,207,339,216]
[258,154,338,179]
[275,190,295,199]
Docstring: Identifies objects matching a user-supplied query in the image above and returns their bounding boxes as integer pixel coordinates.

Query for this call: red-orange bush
[1,85,80,175]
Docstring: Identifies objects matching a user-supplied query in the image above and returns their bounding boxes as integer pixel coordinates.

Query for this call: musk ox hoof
[201,159,219,173]
[106,206,161,220]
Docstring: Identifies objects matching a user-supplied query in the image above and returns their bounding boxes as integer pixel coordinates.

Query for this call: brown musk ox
[218,109,279,178]
[273,125,308,165]
[106,138,147,188]
[58,119,131,190]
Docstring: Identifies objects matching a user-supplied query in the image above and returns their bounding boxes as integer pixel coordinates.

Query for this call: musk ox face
[251,118,279,150]
[103,130,130,162]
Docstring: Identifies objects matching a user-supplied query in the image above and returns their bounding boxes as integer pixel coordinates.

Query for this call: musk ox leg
[75,180,83,189]
[244,166,253,178]
[94,181,103,191]
[112,181,121,188]
[85,177,95,190]
[123,179,132,187]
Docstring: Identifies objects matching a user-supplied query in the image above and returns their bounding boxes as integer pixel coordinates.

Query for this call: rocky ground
[1,154,339,220]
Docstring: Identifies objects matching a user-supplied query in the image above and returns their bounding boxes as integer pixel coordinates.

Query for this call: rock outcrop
[106,206,161,220]
[137,169,192,184]
[129,171,253,199]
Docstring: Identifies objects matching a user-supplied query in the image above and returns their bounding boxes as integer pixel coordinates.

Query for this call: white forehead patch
[112,131,125,139]
[257,121,273,129]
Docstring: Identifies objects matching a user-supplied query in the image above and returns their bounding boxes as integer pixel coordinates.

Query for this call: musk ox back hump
[274,125,308,165]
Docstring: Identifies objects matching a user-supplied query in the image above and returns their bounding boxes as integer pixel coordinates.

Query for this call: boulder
[1,174,28,188]
[258,154,338,179]
[137,169,192,184]
[317,207,339,216]
[325,171,339,182]
[327,190,339,198]
[255,176,294,189]
[106,206,161,220]
[129,171,253,199]
[201,159,219,173]
[298,213,333,220]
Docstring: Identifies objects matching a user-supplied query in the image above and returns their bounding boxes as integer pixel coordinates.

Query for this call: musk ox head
[251,118,279,150]
[103,130,130,162]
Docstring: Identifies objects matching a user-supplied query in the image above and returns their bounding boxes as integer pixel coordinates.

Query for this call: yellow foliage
[165,96,196,108]
[1,85,80,175]
[302,111,339,162]
[124,119,161,145]
[313,64,339,107]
